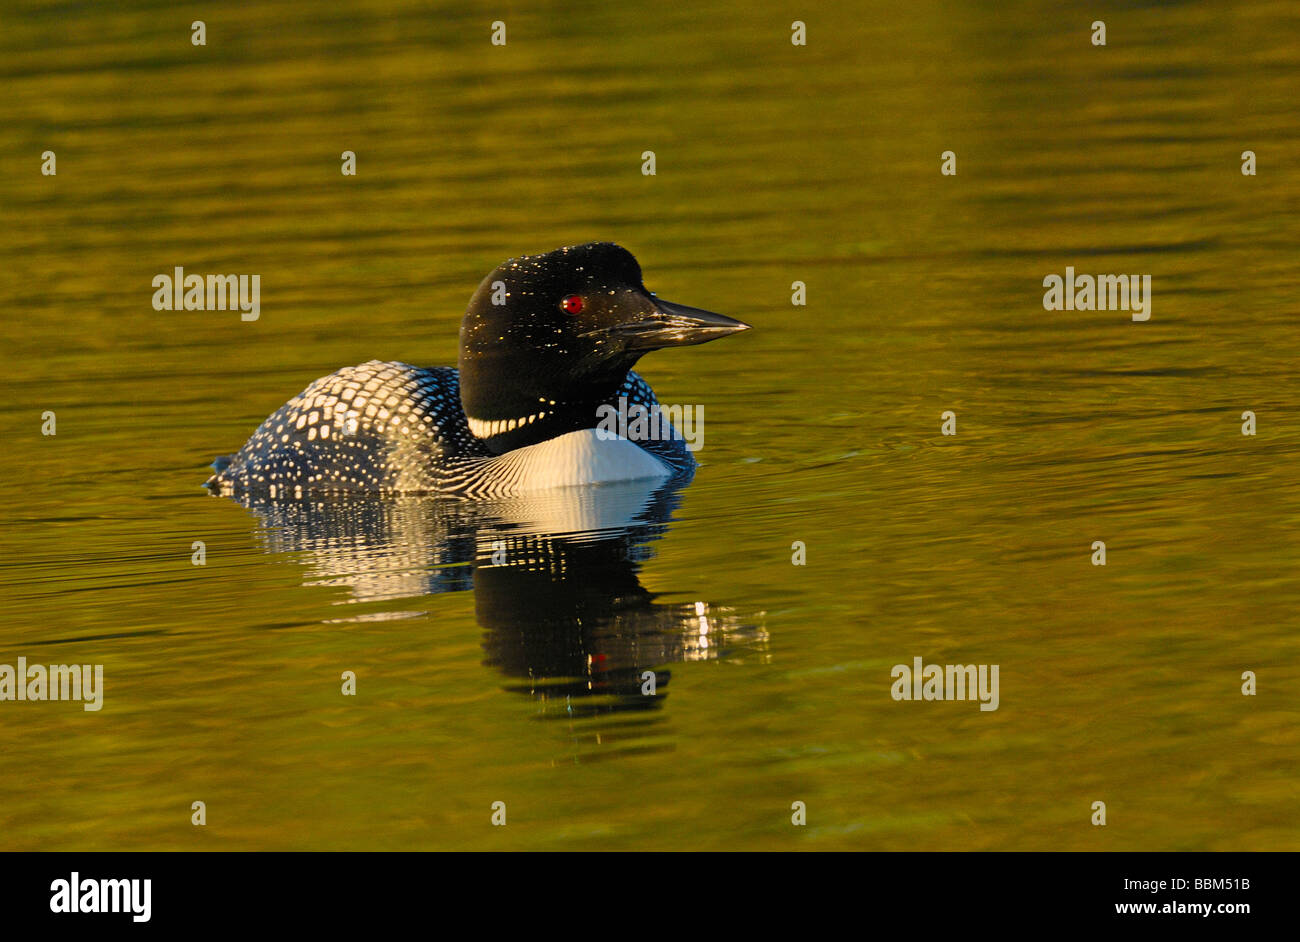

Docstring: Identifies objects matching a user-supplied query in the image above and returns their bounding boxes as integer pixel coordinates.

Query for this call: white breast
[484,429,672,494]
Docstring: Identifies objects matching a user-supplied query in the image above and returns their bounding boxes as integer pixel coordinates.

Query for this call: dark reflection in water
[222,480,767,724]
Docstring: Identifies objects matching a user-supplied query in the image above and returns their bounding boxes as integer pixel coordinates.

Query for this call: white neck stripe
[467,410,548,439]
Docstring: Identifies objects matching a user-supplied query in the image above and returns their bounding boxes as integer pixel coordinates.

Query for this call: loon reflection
[226,477,767,720]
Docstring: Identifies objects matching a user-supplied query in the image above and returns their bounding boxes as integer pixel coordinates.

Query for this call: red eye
[561,295,584,314]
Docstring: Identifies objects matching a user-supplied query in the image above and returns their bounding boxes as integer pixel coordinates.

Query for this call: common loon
[205,242,750,499]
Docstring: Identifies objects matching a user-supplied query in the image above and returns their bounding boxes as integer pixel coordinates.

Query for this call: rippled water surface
[2,0,1298,849]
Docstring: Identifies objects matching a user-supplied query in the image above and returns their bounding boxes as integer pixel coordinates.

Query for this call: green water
[2,0,1298,850]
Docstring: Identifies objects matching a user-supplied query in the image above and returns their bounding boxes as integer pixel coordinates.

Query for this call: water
[1,0,1298,850]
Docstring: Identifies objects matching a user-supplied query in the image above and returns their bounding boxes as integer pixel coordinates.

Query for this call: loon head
[458,242,749,454]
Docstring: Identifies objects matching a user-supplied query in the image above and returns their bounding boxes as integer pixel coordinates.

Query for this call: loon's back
[205,361,692,499]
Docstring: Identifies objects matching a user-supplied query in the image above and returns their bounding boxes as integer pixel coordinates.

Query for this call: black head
[457,242,749,454]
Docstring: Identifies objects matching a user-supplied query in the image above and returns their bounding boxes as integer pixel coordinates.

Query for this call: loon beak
[608,298,751,351]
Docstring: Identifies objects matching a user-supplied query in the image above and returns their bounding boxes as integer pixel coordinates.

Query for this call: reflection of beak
[601,298,751,351]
